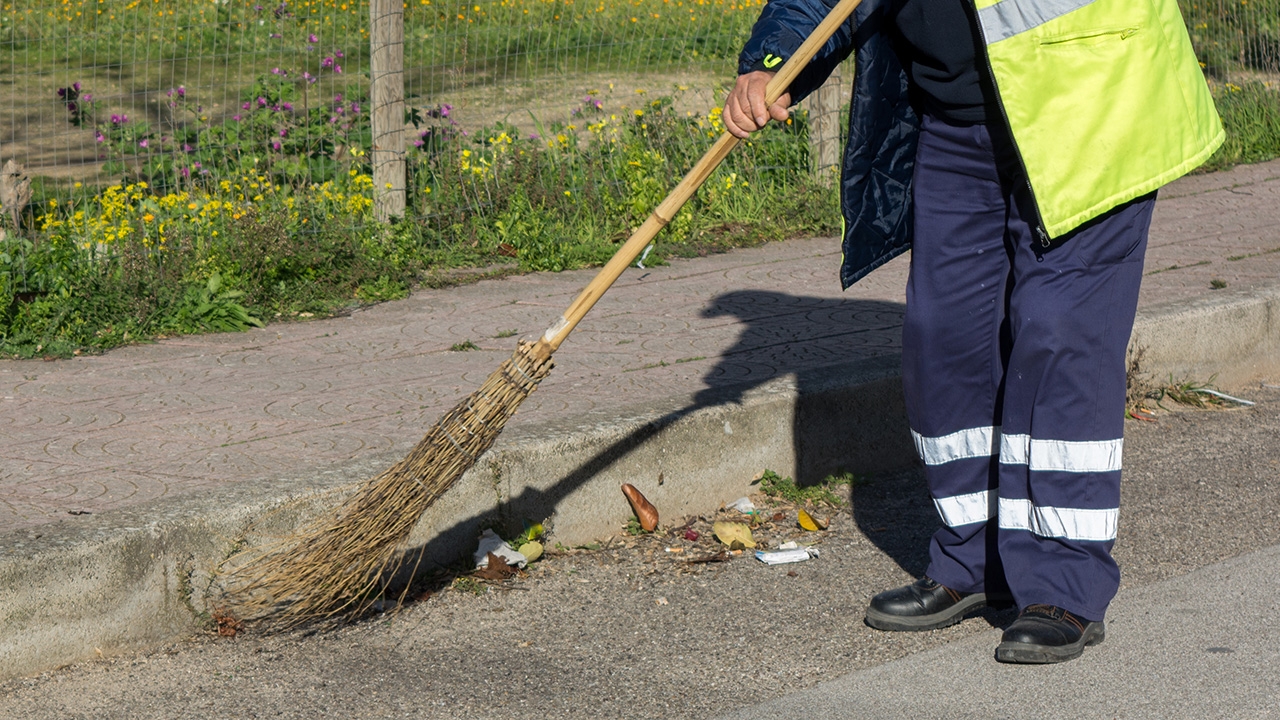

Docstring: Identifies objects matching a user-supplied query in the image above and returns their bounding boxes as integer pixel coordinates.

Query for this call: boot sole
[864,592,989,632]
[995,622,1106,664]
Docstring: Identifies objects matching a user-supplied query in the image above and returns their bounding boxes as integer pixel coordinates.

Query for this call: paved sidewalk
[721,542,1280,720]
[2,160,1279,535]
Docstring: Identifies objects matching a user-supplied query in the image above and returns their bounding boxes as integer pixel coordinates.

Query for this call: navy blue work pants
[902,115,1154,621]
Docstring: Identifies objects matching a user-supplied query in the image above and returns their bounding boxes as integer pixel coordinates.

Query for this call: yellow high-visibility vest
[976,0,1225,238]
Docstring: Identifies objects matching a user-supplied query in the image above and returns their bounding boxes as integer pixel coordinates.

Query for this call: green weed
[1158,375,1227,409]
[756,469,858,507]
[450,577,487,595]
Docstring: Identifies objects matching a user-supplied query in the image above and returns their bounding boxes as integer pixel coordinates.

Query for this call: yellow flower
[143,213,155,222]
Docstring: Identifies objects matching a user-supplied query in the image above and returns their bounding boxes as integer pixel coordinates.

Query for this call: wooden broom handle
[531,0,863,361]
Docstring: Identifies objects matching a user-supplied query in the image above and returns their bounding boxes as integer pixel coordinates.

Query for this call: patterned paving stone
[1,161,1278,534]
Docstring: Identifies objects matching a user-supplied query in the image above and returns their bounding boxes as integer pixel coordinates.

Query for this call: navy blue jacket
[738,0,919,288]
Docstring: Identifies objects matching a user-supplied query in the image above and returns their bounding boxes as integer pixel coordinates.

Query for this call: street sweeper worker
[724,0,1223,663]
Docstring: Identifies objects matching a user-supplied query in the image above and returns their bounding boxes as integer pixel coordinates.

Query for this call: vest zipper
[971,8,1053,249]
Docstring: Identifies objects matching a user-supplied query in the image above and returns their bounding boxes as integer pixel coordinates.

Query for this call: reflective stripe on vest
[978,0,1095,42]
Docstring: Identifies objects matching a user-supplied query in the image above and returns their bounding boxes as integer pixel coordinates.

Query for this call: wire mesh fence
[0,0,1275,355]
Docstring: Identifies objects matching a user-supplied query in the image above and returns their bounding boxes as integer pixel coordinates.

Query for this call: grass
[1226,246,1280,261]
[1158,376,1229,409]
[755,469,859,508]
[1201,81,1280,173]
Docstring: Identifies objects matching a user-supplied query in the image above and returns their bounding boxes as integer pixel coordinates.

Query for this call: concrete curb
[1129,281,1280,389]
[2,281,1277,682]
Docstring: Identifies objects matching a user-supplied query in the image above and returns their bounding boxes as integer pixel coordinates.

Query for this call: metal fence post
[804,66,843,185]
[370,0,406,222]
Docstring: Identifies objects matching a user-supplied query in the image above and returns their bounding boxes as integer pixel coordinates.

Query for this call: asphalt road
[3,386,1278,719]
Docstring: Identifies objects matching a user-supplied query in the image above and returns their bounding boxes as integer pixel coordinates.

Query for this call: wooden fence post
[370,0,406,222]
[803,66,843,185]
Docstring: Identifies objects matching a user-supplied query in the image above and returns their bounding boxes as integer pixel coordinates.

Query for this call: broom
[224,0,863,624]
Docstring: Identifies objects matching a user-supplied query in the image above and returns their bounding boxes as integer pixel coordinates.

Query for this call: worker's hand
[723,70,792,139]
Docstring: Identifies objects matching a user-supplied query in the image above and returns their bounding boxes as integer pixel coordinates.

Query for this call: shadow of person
[388,288,937,594]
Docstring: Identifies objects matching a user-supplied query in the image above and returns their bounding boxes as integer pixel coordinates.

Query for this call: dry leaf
[797,509,828,531]
[210,607,243,637]
[474,552,518,580]
[622,483,659,531]
[712,520,756,548]
[517,541,543,563]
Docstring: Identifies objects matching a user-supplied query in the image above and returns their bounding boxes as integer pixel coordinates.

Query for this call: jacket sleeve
[737,0,856,104]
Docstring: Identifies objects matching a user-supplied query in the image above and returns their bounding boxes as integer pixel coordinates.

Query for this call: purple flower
[279,128,288,137]
[441,103,452,118]
[95,131,106,143]
[179,166,190,178]
[334,93,344,103]
[110,113,128,125]
[257,97,268,107]
[82,93,92,103]
[138,139,149,148]
[271,67,286,76]
[281,102,293,111]
[242,101,251,110]
[528,132,540,140]
[350,102,360,114]
[333,64,342,75]
[308,33,319,43]
[321,56,334,69]
[271,141,282,151]
[303,72,316,84]
[182,143,194,152]
[335,49,344,58]
[73,81,81,92]
[66,101,78,113]
[232,114,241,122]
[177,86,185,98]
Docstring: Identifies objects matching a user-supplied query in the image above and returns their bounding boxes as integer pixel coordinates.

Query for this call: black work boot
[865,577,989,631]
[995,604,1105,664]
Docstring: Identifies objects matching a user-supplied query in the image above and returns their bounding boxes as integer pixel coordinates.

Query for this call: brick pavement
[1,159,1277,536]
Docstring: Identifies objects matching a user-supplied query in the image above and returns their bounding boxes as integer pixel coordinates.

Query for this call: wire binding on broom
[220,341,554,627]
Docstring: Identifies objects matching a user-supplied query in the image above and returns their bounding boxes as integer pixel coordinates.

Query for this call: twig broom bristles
[223,0,864,625]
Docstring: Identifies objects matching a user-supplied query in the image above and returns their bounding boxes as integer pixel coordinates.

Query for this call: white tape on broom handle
[542,315,569,344]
